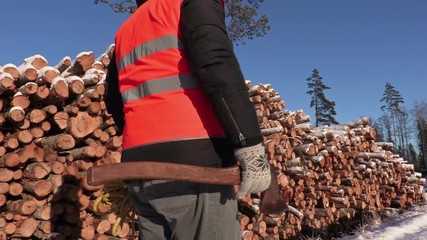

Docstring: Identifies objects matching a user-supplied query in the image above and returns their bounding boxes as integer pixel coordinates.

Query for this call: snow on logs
[243,81,425,239]
[0,45,425,239]
[0,45,128,239]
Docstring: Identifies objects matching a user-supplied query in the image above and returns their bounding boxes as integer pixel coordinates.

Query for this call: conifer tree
[306,69,339,127]
[380,82,405,150]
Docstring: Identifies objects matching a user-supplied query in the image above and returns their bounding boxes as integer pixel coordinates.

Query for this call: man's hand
[234,143,271,199]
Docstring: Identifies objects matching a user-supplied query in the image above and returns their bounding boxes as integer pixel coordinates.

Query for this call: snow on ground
[338,203,427,240]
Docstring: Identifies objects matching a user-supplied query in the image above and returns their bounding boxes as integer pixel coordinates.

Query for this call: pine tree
[306,69,339,127]
[380,82,405,149]
[93,0,270,45]
[380,82,404,113]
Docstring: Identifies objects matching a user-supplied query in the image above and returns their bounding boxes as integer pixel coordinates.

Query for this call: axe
[86,162,288,214]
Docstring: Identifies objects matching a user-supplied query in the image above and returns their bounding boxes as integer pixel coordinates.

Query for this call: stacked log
[243,81,426,239]
[1,47,425,240]
[0,45,134,240]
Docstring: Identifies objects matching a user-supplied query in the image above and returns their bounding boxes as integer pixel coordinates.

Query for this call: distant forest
[306,70,427,176]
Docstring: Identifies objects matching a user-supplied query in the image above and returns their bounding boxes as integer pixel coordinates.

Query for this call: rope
[93,181,136,237]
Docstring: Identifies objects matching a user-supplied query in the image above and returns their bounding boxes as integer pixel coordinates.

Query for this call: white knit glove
[234,143,271,199]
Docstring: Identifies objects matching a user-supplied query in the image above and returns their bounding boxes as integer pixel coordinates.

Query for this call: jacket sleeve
[104,52,125,135]
[181,0,262,148]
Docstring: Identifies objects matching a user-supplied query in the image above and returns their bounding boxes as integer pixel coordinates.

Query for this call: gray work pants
[127,180,240,240]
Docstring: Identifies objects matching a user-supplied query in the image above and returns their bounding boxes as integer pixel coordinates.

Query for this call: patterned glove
[234,143,271,199]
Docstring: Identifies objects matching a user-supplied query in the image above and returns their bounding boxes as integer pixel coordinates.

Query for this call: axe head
[259,166,288,214]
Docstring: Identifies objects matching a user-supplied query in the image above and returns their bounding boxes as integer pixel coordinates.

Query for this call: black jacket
[105,0,262,164]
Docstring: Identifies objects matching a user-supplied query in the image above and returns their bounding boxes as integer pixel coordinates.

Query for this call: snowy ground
[337,200,427,240]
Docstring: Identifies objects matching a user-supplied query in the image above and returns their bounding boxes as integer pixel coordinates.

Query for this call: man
[104,0,271,239]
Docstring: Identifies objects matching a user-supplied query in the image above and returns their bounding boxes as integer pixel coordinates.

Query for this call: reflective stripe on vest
[117,35,183,73]
[121,74,200,103]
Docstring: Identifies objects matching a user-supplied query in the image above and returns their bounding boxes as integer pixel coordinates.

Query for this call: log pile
[241,81,426,239]
[0,46,425,239]
[0,45,133,240]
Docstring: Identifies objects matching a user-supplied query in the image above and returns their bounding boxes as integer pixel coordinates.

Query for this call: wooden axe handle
[86,162,241,186]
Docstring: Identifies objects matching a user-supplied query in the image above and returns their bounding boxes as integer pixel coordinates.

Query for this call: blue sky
[1,0,426,125]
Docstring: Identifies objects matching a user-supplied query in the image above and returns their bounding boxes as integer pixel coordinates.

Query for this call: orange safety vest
[115,0,225,150]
